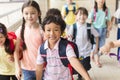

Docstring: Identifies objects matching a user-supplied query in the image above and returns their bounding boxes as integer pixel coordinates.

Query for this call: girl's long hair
[94,1,107,12]
[21,1,41,50]
[0,23,13,55]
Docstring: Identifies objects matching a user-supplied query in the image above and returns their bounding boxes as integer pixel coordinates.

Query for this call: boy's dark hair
[21,1,41,50]
[46,8,62,18]
[0,23,13,54]
[94,1,107,12]
[75,7,88,17]
[42,15,66,35]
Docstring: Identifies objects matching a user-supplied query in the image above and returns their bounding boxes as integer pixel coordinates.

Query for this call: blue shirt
[88,8,111,29]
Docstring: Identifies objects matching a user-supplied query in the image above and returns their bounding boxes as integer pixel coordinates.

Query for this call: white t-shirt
[68,22,99,58]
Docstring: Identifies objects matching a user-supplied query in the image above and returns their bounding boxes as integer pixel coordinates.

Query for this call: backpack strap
[59,38,69,67]
[65,2,76,16]
[86,23,95,45]
[93,8,108,22]
[72,23,77,42]
[40,43,47,62]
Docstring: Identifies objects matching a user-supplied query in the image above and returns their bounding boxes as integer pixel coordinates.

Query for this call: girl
[0,23,17,80]
[67,7,99,80]
[88,0,111,67]
[36,15,91,80]
[15,1,43,80]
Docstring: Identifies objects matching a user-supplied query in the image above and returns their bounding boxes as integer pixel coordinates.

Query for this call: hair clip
[0,28,3,33]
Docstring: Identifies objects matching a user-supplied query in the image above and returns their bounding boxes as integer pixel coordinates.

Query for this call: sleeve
[36,46,45,64]
[114,8,120,18]
[91,26,99,37]
[66,44,76,60]
[106,8,111,21]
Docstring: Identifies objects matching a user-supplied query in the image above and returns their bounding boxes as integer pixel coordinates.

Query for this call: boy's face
[76,11,88,24]
[44,22,61,44]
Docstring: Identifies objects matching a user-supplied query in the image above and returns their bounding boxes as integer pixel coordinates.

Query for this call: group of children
[0,0,120,80]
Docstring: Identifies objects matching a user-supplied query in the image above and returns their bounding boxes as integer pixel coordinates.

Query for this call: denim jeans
[95,27,107,48]
[22,69,36,80]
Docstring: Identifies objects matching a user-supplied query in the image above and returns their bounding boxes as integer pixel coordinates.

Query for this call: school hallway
[74,25,120,80]
[1,0,120,80]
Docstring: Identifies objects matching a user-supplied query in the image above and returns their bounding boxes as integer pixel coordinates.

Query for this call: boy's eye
[46,29,50,32]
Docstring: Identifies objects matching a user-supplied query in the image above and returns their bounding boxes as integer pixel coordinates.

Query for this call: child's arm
[100,40,120,54]
[69,57,91,80]
[14,38,22,80]
[36,64,44,80]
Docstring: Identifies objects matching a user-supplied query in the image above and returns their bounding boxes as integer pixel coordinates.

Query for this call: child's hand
[8,55,14,62]
[15,67,22,80]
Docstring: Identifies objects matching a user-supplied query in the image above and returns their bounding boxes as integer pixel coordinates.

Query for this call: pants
[78,57,91,79]
[0,75,17,80]
[22,69,36,80]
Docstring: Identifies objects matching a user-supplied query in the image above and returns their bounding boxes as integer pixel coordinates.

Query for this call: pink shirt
[36,39,76,80]
[16,25,43,70]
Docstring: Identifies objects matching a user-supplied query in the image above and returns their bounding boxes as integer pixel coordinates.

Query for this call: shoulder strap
[72,23,77,42]
[87,23,95,45]
[59,38,69,67]
[105,8,108,17]
[65,4,69,15]
[65,2,76,16]
[93,8,108,22]
[40,43,47,62]
[93,8,96,21]
[59,38,79,67]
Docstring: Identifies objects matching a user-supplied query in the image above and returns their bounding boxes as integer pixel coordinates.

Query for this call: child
[67,7,99,79]
[88,0,111,67]
[36,15,91,80]
[61,0,78,34]
[0,23,17,80]
[111,8,120,61]
[46,8,62,17]
[15,1,43,80]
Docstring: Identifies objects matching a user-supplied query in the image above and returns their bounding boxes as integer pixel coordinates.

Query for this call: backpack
[65,2,76,16]
[93,8,108,22]
[40,38,79,80]
[7,32,23,60]
[7,32,17,53]
[72,23,95,45]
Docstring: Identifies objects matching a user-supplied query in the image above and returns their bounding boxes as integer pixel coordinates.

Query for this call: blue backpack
[40,38,79,80]
[65,2,76,16]
[72,23,95,45]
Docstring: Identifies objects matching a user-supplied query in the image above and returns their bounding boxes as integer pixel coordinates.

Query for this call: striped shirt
[36,39,76,80]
